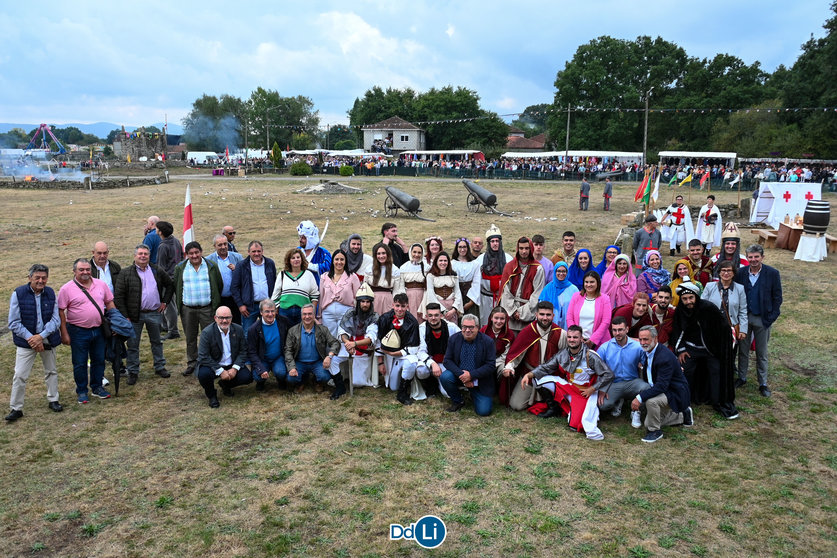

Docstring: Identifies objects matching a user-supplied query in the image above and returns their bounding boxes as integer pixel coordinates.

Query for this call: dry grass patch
[0,176,834,557]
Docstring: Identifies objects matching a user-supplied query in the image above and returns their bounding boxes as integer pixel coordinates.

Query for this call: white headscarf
[297,220,320,250]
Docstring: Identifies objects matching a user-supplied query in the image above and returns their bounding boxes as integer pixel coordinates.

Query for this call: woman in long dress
[451,237,479,317]
[364,242,404,317]
[566,270,612,349]
[538,261,578,328]
[421,251,463,323]
[318,248,360,336]
[399,243,428,323]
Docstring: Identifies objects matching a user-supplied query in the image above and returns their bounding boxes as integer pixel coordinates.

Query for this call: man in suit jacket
[231,240,277,337]
[196,306,251,408]
[631,325,693,443]
[441,314,497,416]
[735,245,783,397]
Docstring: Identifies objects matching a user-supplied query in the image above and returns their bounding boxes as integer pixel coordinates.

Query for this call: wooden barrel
[803,200,830,235]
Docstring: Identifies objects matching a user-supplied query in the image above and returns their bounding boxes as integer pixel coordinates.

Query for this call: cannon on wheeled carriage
[463,180,512,216]
[384,186,435,221]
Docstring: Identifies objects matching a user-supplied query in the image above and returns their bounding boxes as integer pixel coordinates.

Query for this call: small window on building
[400,135,409,142]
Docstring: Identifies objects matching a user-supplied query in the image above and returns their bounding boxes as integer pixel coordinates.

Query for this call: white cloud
[446,25,455,38]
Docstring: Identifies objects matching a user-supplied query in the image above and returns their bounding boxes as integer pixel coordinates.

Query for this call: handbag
[74,280,112,337]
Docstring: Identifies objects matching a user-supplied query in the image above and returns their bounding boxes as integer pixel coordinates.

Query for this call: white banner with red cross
[750,182,822,229]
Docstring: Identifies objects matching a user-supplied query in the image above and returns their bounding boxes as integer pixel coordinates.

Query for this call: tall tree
[182,94,245,152]
[249,87,319,150]
[510,103,550,138]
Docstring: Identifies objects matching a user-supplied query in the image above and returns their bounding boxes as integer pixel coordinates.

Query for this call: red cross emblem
[805,191,814,200]
[672,206,685,224]
[783,191,791,202]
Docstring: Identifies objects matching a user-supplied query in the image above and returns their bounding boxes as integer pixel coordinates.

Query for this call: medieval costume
[601,254,637,309]
[538,262,578,329]
[499,238,545,332]
[501,320,567,410]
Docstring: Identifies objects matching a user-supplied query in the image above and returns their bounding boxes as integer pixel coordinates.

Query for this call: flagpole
[707,166,711,194]
[737,169,742,211]
[688,174,692,207]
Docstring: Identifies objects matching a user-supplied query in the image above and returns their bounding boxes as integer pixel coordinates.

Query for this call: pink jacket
[566,292,612,349]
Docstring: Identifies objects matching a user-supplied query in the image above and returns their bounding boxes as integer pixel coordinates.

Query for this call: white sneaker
[631,410,642,429]
[610,400,623,417]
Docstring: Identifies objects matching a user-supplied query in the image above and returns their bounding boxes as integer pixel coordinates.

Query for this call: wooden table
[776,222,804,251]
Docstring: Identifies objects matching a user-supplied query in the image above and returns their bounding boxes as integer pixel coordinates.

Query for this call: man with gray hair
[207,233,244,324]
[735,244,783,397]
[440,313,497,415]
[114,244,174,385]
[6,264,63,421]
[284,303,339,394]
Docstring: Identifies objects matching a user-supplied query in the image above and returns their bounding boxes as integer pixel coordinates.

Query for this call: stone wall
[112,127,167,161]
[0,175,168,190]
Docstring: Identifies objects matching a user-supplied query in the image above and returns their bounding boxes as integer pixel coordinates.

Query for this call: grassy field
[0,174,834,558]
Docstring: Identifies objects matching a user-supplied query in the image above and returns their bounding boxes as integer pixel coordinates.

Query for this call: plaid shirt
[182,259,212,306]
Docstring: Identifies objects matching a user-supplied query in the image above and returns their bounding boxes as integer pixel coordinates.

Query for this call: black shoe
[208,396,220,408]
[734,378,746,389]
[682,406,694,427]
[539,401,562,419]
[182,366,194,376]
[127,373,138,385]
[396,381,413,405]
[330,374,346,400]
[155,368,171,378]
[163,333,181,341]
[4,409,23,422]
[669,249,675,257]
[48,401,63,413]
[255,381,265,392]
[446,400,464,413]
[759,385,772,397]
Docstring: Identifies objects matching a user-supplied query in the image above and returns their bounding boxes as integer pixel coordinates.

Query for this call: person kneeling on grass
[632,325,693,443]
[197,306,251,408]
[440,314,496,416]
[520,325,613,441]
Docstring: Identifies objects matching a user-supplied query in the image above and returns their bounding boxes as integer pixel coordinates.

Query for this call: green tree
[773,1,837,156]
[0,127,29,148]
[334,139,356,151]
[325,125,356,150]
[348,86,418,130]
[249,87,319,150]
[291,131,315,150]
[271,141,282,169]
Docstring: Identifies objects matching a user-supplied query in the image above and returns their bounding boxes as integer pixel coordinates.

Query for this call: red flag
[183,184,194,246]
[224,146,229,160]
[634,172,650,202]
[700,171,710,187]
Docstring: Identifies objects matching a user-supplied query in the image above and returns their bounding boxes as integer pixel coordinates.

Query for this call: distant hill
[0,121,184,139]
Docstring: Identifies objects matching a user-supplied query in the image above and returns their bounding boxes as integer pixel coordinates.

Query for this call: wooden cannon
[463,180,512,216]
[384,186,435,221]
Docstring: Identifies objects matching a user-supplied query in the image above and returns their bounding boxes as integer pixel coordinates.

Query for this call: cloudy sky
[0,0,831,129]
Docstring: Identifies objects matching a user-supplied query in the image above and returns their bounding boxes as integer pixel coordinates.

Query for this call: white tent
[750,182,822,229]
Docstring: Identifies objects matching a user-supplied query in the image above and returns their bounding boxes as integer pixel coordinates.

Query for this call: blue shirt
[298,325,318,362]
[143,230,160,264]
[250,260,269,301]
[598,336,644,383]
[263,320,282,362]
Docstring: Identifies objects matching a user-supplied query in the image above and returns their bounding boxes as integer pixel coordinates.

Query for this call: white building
[361,116,426,153]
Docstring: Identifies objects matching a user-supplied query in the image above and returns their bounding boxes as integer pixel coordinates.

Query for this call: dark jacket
[197,322,247,371]
[89,259,121,283]
[284,322,339,372]
[114,263,174,322]
[637,343,690,413]
[231,257,277,313]
[12,285,61,349]
[376,309,420,351]
[156,236,183,278]
[173,258,223,313]
[443,331,497,396]
[247,316,291,376]
[735,264,782,328]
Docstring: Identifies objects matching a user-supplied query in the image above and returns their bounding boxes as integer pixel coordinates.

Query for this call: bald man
[143,215,161,264]
[89,241,121,294]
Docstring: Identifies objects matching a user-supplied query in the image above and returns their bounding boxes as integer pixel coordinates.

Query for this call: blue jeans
[286,360,330,385]
[126,311,166,374]
[253,357,287,384]
[440,369,494,416]
[67,323,106,395]
[278,305,301,327]
[241,313,258,341]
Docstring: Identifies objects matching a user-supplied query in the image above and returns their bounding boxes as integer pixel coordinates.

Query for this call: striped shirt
[275,270,319,309]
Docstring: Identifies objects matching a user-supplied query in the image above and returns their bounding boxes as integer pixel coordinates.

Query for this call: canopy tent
[750,182,822,229]
[739,157,837,165]
[658,151,736,168]
[400,149,485,161]
[501,150,641,162]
